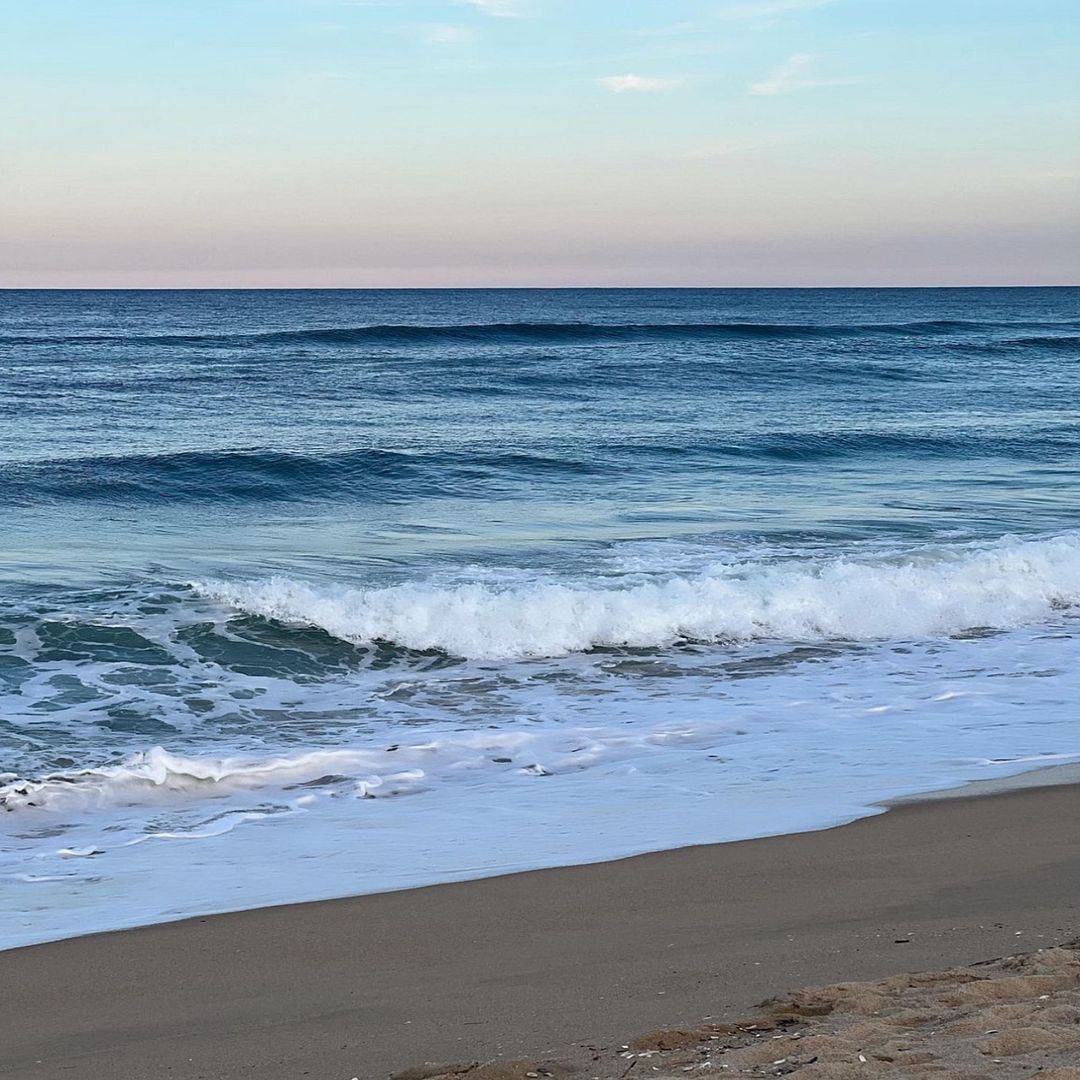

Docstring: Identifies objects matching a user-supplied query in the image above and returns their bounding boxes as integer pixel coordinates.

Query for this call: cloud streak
[626,22,696,38]
[749,53,861,95]
[717,0,836,20]
[460,0,519,16]
[598,74,682,94]
[420,23,473,44]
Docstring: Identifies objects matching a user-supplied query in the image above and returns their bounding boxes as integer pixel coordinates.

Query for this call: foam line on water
[0,727,666,816]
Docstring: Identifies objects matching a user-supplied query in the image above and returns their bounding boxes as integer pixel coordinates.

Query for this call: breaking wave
[194,533,1080,660]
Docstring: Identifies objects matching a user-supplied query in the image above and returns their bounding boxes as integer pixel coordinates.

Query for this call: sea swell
[4,318,1078,350]
[6,428,1080,506]
[0,447,598,504]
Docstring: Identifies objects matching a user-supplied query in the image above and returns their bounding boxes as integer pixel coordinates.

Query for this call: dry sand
[402,940,1080,1079]
[1,782,1078,1079]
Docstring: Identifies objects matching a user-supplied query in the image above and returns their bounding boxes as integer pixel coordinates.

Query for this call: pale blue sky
[2,0,1078,286]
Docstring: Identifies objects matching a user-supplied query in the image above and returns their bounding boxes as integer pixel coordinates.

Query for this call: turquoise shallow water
[2,287,1079,947]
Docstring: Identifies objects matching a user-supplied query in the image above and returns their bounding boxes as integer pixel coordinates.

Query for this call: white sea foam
[0,747,399,814]
[194,533,1080,659]
[4,618,1080,950]
[6,534,1080,950]
[0,727,665,815]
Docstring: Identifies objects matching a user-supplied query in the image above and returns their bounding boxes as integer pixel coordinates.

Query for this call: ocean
[2,287,1079,949]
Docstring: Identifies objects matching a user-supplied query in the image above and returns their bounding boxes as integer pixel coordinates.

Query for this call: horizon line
[2,283,1078,292]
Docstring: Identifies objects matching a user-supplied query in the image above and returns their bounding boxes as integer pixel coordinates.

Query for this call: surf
[193,532,1080,660]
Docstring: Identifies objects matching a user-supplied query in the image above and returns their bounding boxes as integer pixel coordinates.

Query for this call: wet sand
[1,783,1078,1080]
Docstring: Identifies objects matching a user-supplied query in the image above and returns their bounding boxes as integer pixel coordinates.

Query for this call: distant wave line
[4,319,1079,349]
[4,429,1080,505]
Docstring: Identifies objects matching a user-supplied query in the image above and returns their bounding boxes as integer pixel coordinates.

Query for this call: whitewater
[194,533,1080,658]
[2,286,1079,949]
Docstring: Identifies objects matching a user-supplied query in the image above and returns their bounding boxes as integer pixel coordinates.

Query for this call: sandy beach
[6,0,1079,1071]
[1,781,1077,1079]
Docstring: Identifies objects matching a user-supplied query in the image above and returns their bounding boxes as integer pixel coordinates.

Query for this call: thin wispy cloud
[627,22,696,38]
[598,74,682,94]
[459,0,519,16]
[749,53,861,95]
[310,1,406,7]
[717,0,835,21]
[419,22,473,44]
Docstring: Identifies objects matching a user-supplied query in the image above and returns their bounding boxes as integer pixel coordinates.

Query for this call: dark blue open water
[2,288,1079,946]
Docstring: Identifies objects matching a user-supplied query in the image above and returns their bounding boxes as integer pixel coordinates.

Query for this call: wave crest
[194,534,1080,659]
[0,447,595,505]
[8,429,1080,507]
[6,318,1074,349]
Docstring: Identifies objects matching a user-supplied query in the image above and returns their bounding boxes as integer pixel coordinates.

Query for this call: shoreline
[880,759,1080,805]
[2,777,1078,1079]
[6,757,1079,953]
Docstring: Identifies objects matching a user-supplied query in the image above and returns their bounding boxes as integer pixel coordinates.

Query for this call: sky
[1,0,1078,287]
